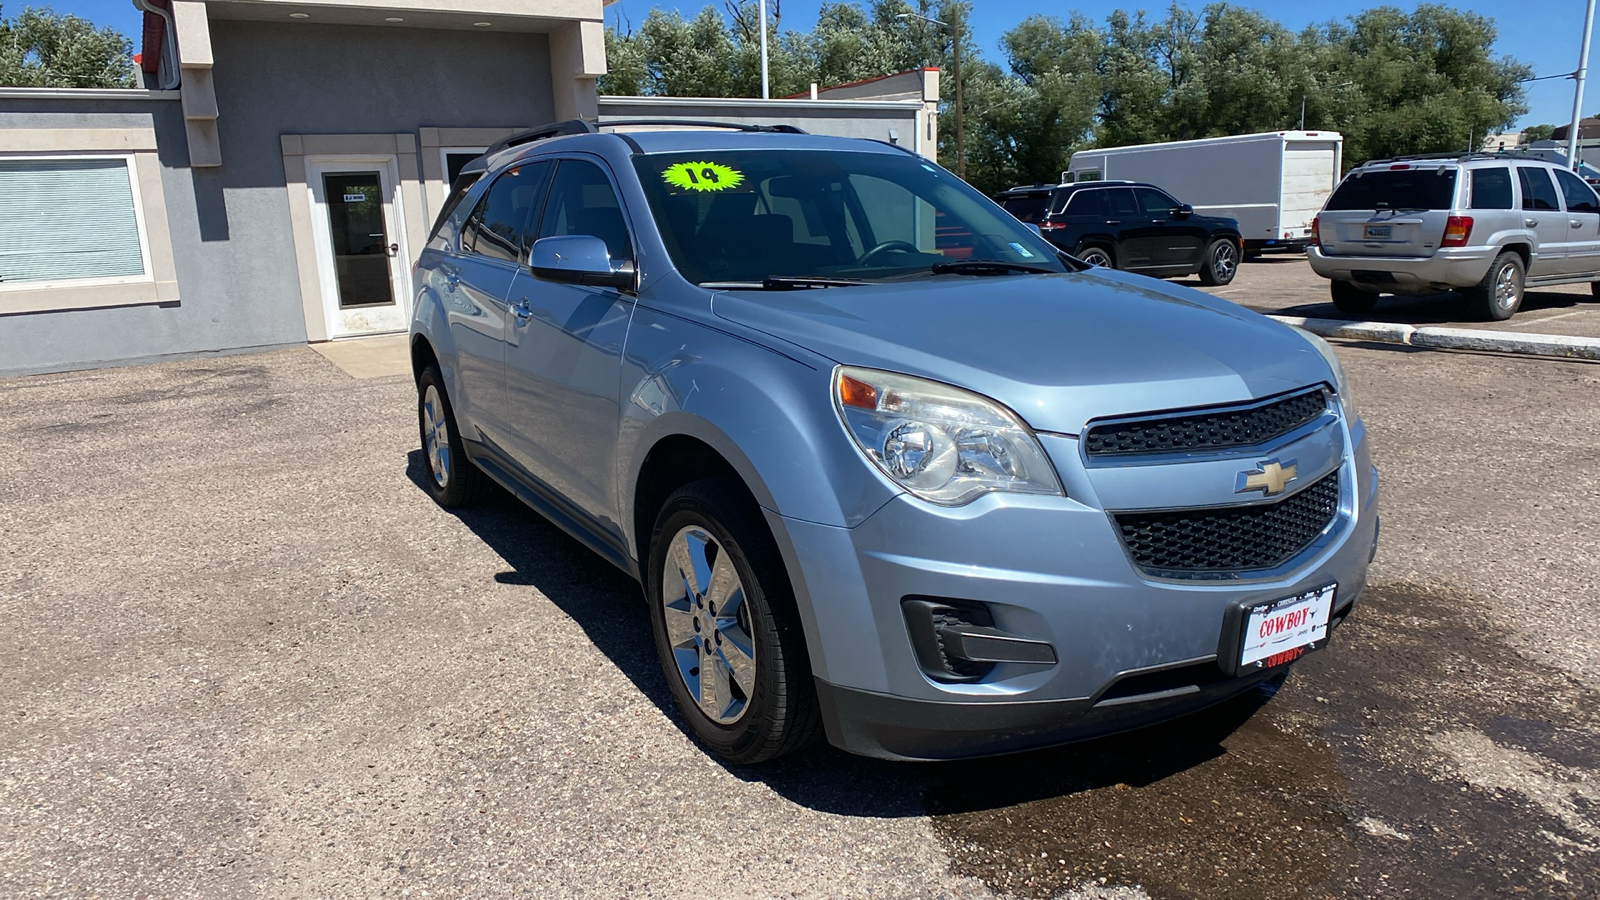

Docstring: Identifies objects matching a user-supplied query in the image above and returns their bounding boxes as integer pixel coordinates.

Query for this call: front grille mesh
[1114,470,1340,574]
[1085,389,1329,457]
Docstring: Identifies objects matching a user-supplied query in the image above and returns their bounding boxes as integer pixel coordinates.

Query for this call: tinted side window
[1065,189,1110,217]
[1133,187,1178,215]
[1518,167,1560,211]
[1106,188,1139,218]
[462,161,550,261]
[1554,168,1600,212]
[1469,168,1514,210]
[536,159,633,262]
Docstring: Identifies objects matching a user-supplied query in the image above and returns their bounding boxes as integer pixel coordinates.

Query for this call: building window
[0,157,148,286]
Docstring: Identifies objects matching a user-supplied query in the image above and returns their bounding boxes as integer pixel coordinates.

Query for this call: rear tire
[1465,251,1525,321]
[1330,280,1379,316]
[1198,239,1239,286]
[418,364,490,508]
[646,477,822,764]
[1077,245,1114,269]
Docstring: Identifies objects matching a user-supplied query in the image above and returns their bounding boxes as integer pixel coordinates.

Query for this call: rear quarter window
[1469,168,1514,210]
[1326,169,1458,211]
[999,194,1050,223]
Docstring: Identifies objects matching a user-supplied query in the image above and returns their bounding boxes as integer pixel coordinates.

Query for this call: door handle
[1106,219,1121,225]
[1573,220,1584,228]
[512,298,534,321]
[1525,218,1539,227]
[385,242,400,258]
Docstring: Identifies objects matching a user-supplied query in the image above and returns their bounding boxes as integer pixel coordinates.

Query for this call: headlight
[832,366,1063,506]
[1293,327,1358,421]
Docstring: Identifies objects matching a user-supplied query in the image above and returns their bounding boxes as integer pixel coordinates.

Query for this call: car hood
[710,269,1330,435]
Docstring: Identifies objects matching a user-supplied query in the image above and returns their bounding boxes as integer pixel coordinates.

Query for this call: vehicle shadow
[404,450,1282,819]
[1271,288,1587,324]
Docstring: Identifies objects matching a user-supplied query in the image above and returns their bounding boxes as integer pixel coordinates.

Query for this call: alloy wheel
[1494,262,1520,310]
[662,525,757,724]
[422,384,450,488]
[1213,243,1237,281]
[1080,249,1111,268]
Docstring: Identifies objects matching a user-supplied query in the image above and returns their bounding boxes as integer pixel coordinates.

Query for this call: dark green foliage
[600,1,1534,194]
[0,5,137,89]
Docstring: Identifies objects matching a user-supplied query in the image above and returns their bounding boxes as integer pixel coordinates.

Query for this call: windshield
[633,149,1067,284]
[1326,168,1458,211]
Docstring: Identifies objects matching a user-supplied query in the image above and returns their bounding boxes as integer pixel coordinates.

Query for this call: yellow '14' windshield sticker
[662,161,745,192]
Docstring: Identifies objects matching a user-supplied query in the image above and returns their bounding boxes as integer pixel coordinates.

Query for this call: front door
[502,157,637,536]
[307,157,411,337]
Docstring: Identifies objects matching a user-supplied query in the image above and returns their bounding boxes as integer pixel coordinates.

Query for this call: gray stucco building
[1,0,605,374]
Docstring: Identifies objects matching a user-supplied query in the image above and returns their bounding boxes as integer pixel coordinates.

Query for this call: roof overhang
[201,0,602,31]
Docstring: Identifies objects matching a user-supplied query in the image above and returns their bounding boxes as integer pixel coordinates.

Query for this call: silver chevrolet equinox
[410,120,1380,762]
[1310,153,1600,320]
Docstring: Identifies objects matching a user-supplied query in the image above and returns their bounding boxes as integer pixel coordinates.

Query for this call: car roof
[996,180,1138,197]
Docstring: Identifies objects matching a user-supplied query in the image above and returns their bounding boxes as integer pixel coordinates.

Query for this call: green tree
[0,5,136,88]
[1520,123,1554,144]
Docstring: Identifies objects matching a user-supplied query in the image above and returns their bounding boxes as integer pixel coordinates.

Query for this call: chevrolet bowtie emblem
[1237,458,1298,496]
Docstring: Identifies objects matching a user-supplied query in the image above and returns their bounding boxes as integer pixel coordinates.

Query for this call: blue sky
[35,0,1600,128]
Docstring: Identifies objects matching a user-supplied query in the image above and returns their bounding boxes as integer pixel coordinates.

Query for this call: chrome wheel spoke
[715,626,756,696]
[662,596,697,650]
[703,552,739,614]
[699,648,734,719]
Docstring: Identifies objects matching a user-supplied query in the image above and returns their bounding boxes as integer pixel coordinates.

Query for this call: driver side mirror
[1172,204,1194,218]
[529,235,635,290]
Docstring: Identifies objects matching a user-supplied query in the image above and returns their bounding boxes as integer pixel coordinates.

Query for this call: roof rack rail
[481,118,808,158]
[1363,151,1503,165]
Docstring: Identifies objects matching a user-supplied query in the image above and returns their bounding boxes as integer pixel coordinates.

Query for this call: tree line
[602,1,1534,194]
[0,5,136,89]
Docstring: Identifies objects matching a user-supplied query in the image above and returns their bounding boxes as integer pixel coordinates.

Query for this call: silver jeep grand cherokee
[411,120,1379,763]
[1309,153,1600,320]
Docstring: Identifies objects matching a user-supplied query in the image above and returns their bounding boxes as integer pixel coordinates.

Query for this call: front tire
[1330,280,1379,316]
[1466,251,1525,321]
[1198,238,1238,286]
[418,364,489,507]
[646,478,821,764]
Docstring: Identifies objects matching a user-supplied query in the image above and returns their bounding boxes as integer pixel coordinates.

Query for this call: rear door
[1318,166,1457,258]
[1553,166,1600,275]
[1517,166,1567,276]
[448,160,551,442]
[1103,187,1153,269]
[1049,187,1113,253]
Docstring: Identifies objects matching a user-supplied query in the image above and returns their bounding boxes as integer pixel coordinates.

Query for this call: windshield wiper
[702,276,871,290]
[927,260,1056,276]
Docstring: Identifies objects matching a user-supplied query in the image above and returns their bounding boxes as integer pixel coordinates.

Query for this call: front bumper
[1307,245,1494,293]
[769,424,1379,761]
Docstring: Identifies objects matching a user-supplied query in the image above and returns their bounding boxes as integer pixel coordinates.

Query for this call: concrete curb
[1267,315,1600,362]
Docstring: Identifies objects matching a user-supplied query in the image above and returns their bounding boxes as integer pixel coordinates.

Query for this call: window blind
[0,158,146,285]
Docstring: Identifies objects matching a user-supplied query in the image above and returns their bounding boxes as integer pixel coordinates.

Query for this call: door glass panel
[1518,167,1560,211]
[321,172,394,308]
[1554,168,1600,212]
[537,159,633,261]
[1106,188,1139,217]
[1133,187,1178,215]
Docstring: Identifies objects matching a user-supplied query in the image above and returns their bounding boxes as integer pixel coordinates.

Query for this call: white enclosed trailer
[1065,131,1343,252]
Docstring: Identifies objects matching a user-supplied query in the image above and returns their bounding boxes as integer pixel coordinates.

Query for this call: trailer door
[1281,141,1340,238]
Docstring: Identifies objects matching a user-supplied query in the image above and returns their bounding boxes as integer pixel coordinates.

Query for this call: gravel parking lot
[1182,252,1600,339]
[2,326,1596,898]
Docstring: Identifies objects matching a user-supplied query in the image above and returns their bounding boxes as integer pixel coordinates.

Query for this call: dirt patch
[927,581,1599,899]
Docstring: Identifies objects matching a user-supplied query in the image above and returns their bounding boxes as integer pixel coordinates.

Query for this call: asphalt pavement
[2,325,1596,898]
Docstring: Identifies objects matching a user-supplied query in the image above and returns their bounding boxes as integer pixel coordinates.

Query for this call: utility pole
[1568,0,1597,170]
[897,10,964,179]
[758,0,769,99]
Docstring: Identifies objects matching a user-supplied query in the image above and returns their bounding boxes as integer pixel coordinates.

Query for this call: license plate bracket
[1362,224,1393,240]
[1216,584,1336,677]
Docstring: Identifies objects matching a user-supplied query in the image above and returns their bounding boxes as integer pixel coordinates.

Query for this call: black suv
[995,181,1243,286]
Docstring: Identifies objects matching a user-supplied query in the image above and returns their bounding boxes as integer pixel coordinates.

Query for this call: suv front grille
[1113,469,1341,575]
[1085,388,1329,457]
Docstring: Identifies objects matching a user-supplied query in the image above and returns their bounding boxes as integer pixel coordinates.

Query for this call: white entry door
[306,156,412,338]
